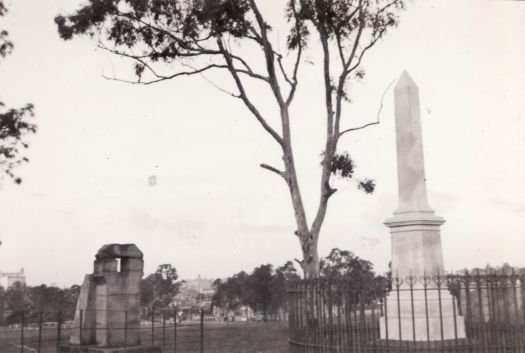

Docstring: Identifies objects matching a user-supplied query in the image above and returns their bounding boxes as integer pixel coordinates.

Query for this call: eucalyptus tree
[56,0,404,278]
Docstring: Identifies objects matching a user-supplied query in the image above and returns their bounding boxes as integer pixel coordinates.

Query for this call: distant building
[175,275,215,319]
[0,268,26,288]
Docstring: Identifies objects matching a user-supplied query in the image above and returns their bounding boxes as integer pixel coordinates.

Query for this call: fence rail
[287,272,525,353]
[0,308,206,353]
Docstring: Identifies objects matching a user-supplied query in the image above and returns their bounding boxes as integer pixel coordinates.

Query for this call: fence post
[79,309,83,345]
[162,310,166,347]
[124,310,128,347]
[20,311,25,353]
[173,308,177,353]
[200,309,204,353]
[56,311,62,353]
[38,312,43,353]
[151,304,155,345]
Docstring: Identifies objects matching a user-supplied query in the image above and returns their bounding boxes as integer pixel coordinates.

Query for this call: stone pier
[64,244,161,353]
[379,72,466,341]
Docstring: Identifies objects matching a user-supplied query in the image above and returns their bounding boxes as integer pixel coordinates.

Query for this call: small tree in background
[55,0,405,278]
[320,247,375,283]
[212,263,298,320]
[5,282,31,324]
[212,271,249,313]
[141,264,183,308]
[271,261,300,316]
[0,286,6,325]
[320,247,387,303]
[28,284,80,321]
[244,264,275,321]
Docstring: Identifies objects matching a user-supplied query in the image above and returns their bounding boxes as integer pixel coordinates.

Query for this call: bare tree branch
[247,0,286,107]
[338,79,395,137]
[285,1,303,107]
[103,62,222,85]
[176,60,241,98]
[260,163,285,177]
[218,37,284,147]
[98,42,270,85]
[276,54,294,87]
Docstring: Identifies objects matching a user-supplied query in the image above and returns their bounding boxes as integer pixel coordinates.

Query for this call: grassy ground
[0,321,290,353]
[175,321,289,353]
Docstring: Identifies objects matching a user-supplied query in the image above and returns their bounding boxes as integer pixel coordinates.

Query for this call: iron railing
[0,307,206,353]
[288,272,525,352]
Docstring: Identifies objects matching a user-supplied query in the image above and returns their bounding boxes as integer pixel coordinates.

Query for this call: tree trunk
[301,234,320,279]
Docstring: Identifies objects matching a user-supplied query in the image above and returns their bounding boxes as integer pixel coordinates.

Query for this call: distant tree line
[212,248,387,321]
[212,261,299,321]
[0,282,79,325]
[0,263,183,325]
[0,253,386,325]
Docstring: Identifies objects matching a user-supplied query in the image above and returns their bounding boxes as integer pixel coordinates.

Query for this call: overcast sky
[0,0,524,287]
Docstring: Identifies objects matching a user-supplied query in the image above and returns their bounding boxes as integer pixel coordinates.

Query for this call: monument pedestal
[380,288,466,340]
[380,212,466,341]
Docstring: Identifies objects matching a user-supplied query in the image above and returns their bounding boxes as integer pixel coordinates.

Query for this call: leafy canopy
[0,0,36,184]
[55,0,403,87]
[141,264,183,308]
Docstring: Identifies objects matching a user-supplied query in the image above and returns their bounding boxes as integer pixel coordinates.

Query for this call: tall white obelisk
[380,71,465,341]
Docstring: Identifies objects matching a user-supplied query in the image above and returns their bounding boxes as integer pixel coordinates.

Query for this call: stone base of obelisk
[380,288,466,341]
[372,339,474,352]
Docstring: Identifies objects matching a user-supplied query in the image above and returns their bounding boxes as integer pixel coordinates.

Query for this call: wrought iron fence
[287,272,525,352]
[0,307,206,353]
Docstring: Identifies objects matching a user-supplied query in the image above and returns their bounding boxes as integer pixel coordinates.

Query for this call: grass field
[0,321,290,353]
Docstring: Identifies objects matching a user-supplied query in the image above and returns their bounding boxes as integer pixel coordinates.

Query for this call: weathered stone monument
[380,72,466,341]
[65,244,161,353]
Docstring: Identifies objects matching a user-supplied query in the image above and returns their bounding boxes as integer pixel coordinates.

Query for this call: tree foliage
[0,1,36,184]
[320,248,389,303]
[0,282,80,324]
[271,261,300,313]
[56,0,405,278]
[244,264,275,320]
[320,247,375,283]
[141,264,183,308]
[212,261,299,319]
[212,271,249,312]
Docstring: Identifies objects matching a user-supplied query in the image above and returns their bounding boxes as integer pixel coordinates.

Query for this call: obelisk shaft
[393,71,431,214]
[387,71,445,279]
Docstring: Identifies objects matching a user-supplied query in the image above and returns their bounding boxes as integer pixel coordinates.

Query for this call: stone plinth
[386,212,445,279]
[380,213,465,340]
[380,71,466,341]
[380,285,466,340]
[69,244,144,349]
[372,339,474,352]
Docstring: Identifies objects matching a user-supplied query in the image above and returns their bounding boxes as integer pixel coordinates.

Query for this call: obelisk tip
[395,70,417,90]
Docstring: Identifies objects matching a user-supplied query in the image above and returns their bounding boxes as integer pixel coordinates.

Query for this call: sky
[0,0,524,287]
